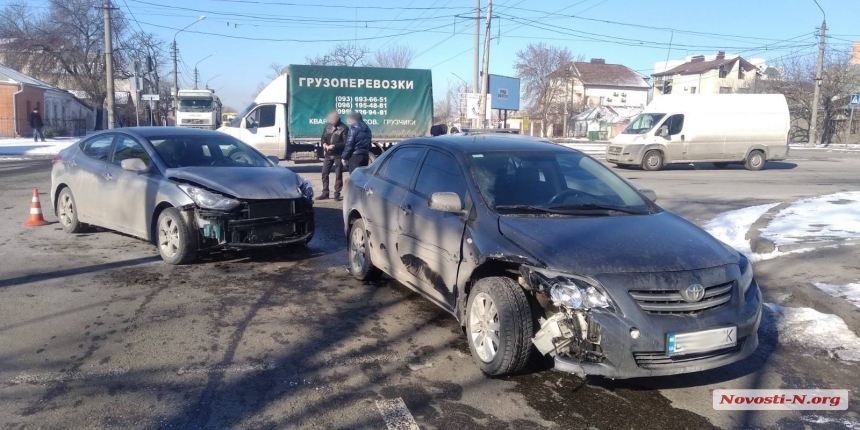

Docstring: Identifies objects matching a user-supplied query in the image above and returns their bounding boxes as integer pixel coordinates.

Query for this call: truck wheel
[348,218,380,281]
[156,208,197,265]
[745,150,765,171]
[641,150,664,171]
[466,277,534,376]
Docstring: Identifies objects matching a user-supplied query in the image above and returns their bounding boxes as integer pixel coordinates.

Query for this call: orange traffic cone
[23,188,50,227]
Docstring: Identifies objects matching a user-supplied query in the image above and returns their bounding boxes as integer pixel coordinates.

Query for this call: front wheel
[745,150,765,171]
[348,218,380,281]
[466,277,534,376]
[641,150,664,171]
[156,208,197,265]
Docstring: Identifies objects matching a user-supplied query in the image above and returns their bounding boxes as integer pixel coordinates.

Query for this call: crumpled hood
[498,211,737,275]
[166,166,303,200]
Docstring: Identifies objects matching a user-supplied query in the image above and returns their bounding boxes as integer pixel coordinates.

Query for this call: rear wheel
[745,150,765,171]
[641,150,664,171]
[57,188,86,233]
[348,218,380,281]
[156,208,197,265]
[466,277,534,376]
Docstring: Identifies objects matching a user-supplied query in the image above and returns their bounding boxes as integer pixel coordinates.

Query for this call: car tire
[466,276,534,376]
[641,150,664,171]
[744,150,765,171]
[156,208,197,265]
[57,188,86,233]
[348,218,380,281]
[713,162,730,169]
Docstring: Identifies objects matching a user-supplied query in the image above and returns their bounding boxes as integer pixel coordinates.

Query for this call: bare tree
[434,80,469,125]
[752,49,860,143]
[305,43,371,67]
[513,43,575,136]
[250,62,285,99]
[372,44,415,69]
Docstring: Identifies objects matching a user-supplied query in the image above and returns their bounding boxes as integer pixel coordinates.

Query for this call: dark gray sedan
[51,127,314,264]
[343,135,761,378]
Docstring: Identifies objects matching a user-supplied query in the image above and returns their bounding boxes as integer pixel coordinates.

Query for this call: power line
[209,0,474,10]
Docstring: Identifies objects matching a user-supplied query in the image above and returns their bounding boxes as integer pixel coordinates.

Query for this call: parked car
[51,127,314,264]
[343,135,761,378]
[607,94,790,171]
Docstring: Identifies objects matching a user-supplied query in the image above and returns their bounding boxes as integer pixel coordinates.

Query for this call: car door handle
[102,173,113,180]
[264,135,276,138]
[400,204,412,215]
[681,134,685,141]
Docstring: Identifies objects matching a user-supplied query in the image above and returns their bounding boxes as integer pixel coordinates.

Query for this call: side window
[414,150,467,201]
[113,135,151,166]
[379,147,424,187]
[662,114,684,136]
[80,135,114,161]
[253,105,276,128]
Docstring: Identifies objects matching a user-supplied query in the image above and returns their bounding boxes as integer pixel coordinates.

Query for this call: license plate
[668,326,737,355]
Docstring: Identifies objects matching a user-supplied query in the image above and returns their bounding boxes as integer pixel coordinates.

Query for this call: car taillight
[51,156,62,164]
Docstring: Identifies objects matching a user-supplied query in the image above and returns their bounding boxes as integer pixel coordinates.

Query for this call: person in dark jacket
[318,110,349,200]
[342,111,372,173]
[28,108,45,142]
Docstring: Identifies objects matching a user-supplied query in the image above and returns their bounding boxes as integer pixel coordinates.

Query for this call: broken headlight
[524,266,615,311]
[178,184,240,211]
[739,255,753,296]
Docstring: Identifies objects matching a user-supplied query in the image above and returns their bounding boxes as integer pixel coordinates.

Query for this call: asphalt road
[1,149,859,429]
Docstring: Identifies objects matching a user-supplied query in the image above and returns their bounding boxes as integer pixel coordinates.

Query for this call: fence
[0,117,91,138]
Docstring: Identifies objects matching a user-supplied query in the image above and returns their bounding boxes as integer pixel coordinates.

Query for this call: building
[0,64,95,137]
[552,59,650,108]
[652,52,760,98]
[852,42,860,66]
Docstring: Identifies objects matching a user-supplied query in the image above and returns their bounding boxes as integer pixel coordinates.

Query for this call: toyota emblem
[681,284,705,303]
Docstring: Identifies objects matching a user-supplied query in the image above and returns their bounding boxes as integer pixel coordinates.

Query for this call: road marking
[376,398,419,430]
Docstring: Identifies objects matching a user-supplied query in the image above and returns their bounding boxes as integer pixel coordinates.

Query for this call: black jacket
[321,120,349,155]
[28,111,43,128]
[342,119,372,159]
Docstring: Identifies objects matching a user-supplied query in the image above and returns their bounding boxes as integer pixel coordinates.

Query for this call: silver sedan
[51,127,314,264]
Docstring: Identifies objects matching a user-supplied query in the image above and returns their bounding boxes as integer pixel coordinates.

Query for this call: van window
[623,113,665,135]
[661,114,684,136]
[251,105,276,128]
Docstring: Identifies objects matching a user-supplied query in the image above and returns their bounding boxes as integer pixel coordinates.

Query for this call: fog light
[630,328,640,339]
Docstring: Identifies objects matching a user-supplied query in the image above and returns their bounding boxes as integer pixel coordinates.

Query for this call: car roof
[104,127,226,139]
[403,134,564,154]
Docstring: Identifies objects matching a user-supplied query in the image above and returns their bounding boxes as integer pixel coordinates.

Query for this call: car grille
[629,282,733,315]
[633,339,744,369]
[607,146,622,156]
[182,118,210,125]
[246,200,296,219]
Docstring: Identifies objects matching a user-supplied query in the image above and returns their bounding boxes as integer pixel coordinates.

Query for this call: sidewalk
[0,137,78,159]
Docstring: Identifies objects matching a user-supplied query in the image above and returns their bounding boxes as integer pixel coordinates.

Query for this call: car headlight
[739,255,754,296]
[178,184,240,211]
[523,266,614,311]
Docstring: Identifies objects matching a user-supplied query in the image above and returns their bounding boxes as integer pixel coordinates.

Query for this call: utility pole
[172,41,179,121]
[101,0,117,129]
[478,0,492,128]
[809,2,826,147]
[473,0,480,94]
[193,67,199,90]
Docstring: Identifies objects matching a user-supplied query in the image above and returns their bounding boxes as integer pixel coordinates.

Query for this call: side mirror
[639,188,657,202]
[121,158,149,172]
[267,155,280,165]
[245,117,257,129]
[656,125,669,138]
[429,192,464,214]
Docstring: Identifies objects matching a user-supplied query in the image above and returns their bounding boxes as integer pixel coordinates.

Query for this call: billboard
[488,74,521,111]
[461,93,492,120]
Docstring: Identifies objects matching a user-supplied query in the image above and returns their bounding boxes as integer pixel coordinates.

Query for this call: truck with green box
[218,64,434,162]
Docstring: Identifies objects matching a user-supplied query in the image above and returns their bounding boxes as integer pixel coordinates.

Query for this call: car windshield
[467,150,652,215]
[622,113,666,135]
[149,134,271,168]
[178,98,214,112]
[228,103,256,127]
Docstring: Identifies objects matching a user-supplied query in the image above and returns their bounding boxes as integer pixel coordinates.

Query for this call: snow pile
[702,203,778,256]
[0,137,78,157]
[802,415,860,429]
[761,192,860,246]
[813,282,860,309]
[764,303,860,362]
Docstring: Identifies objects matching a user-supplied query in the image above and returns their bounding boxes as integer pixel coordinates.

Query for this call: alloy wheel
[350,226,367,273]
[158,217,180,258]
[469,292,501,362]
[59,194,74,227]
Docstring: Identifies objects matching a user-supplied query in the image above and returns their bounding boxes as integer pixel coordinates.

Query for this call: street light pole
[809,0,826,147]
[478,0,492,128]
[205,74,221,89]
[101,0,118,129]
[194,52,216,90]
[173,15,205,121]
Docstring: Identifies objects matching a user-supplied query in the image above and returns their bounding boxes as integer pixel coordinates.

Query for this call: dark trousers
[347,154,369,173]
[320,155,343,196]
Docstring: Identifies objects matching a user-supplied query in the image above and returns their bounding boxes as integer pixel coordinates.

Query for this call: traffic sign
[851,94,859,107]
[141,94,160,101]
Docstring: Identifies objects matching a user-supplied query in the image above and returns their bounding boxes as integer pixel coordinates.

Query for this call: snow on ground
[761,192,860,246]
[0,137,78,157]
[813,282,860,309]
[702,203,779,257]
[802,416,860,429]
[764,303,860,362]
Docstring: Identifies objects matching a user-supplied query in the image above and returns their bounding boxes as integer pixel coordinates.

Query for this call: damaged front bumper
[189,198,314,250]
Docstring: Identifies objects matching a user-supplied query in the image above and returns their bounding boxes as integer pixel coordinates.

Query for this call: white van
[607,94,790,171]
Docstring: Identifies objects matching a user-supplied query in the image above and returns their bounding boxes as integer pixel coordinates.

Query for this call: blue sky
[109,0,859,110]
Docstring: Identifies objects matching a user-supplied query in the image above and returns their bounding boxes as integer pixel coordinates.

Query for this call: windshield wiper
[546,203,649,214]
[494,205,560,214]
